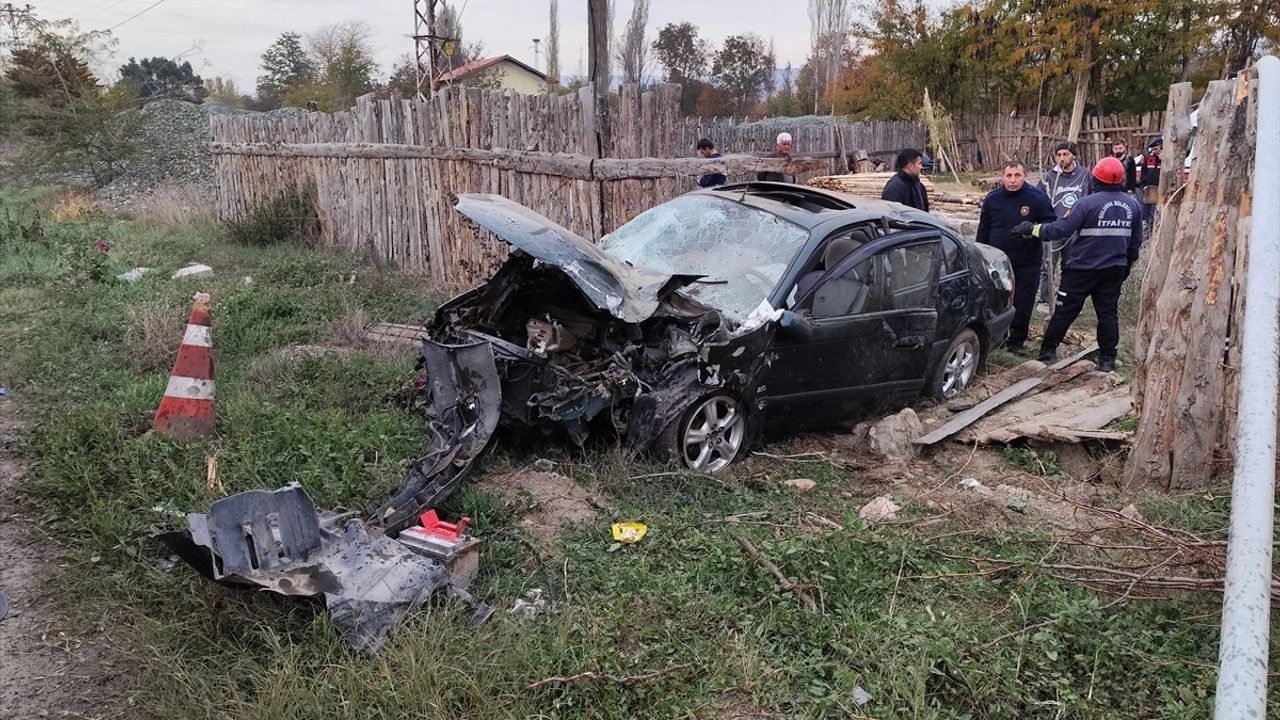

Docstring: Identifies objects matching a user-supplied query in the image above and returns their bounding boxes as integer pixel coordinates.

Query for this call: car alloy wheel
[680,394,746,473]
[940,332,979,400]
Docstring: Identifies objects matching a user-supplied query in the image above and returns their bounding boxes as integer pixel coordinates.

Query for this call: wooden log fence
[953,111,1166,171]
[676,116,926,182]
[211,84,831,284]
[210,81,1176,287]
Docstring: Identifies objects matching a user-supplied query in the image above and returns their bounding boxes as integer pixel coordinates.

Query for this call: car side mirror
[778,310,815,341]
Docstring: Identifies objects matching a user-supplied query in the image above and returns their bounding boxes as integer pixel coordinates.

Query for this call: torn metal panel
[374,338,501,534]
[160,484,469,654]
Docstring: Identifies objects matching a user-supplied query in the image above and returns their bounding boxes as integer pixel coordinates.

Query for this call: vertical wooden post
[587,0,610,158]
[1125,75,1259,489]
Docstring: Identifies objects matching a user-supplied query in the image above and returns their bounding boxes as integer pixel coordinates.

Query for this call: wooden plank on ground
[366,322,426,346]
[914,344,1099,446]
[973,385,1131,444]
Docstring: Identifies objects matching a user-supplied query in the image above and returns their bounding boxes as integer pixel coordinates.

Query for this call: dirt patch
[477,467,611,543]
[0,396,128,718]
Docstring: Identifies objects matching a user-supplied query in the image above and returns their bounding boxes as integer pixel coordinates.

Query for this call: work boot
[1098,356,1117,373]
[1005,343,1028,357]
[1037,349,1058,363]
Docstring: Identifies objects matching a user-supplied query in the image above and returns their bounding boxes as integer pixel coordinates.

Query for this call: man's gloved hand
[1011,221,1036,237]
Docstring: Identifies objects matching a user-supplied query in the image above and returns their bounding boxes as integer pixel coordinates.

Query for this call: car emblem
[1020,206,1030,217]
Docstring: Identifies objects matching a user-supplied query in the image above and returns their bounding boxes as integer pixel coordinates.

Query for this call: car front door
[764,230,942,426]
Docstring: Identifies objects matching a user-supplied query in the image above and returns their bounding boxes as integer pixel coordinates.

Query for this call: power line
[78,0,130,21]
[107,0,173,31]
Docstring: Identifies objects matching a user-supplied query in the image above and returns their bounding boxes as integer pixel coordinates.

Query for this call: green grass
[0,187,1267,718]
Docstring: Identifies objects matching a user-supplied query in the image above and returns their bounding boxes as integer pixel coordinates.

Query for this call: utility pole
[412,0,439,98]
[587,0,610,156]
[0,3,33,46]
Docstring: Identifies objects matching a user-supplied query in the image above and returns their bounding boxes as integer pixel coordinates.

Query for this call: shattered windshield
[600,195,808,322]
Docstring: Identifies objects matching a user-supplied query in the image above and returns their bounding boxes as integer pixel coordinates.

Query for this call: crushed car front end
[421,193,788,465]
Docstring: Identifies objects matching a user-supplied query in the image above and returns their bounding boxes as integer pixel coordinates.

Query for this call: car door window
[882,242,938,310]
[940,235,965,276]
[811,258,882,317]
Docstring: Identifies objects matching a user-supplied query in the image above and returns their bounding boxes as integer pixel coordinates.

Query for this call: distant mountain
[771,66,801,90]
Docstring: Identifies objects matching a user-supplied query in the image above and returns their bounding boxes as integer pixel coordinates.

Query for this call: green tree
[256,32,316,108]
[2,10,138,184]
[652,22,710,113]
[0,78,15,139]
[711,33,774,115]
[118,56,204,102]
[4,46,97,106]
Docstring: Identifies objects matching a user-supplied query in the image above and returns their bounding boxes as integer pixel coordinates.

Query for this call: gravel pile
[733,114,848,129]
[96,100,304,208]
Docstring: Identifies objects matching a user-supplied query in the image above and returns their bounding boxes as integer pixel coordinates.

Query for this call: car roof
[693,181,953,235]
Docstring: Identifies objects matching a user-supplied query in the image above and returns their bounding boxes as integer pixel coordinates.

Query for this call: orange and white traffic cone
[153,291,216,440]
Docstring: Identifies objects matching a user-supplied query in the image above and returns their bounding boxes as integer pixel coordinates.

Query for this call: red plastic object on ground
[417,509,471,542]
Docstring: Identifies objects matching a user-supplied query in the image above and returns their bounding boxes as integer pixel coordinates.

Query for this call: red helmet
[1092,156,1125,185]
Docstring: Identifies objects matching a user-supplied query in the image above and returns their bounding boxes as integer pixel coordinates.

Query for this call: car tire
[930,328,982,402]
[656,392,748,473]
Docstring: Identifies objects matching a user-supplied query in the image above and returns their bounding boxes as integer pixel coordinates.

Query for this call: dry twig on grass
[731,531,820,612]
[523,663,691,692]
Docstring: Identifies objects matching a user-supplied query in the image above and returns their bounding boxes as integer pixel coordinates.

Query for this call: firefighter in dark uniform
[1013,156,1143,372]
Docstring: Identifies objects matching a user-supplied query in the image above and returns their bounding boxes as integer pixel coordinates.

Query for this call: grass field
[0,186,1263,718]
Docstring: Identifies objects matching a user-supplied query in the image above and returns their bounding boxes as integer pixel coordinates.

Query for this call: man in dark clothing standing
[1014,157,1144,373]
[1111,139,1137,193]
[1139,136,1163,234]
[976,160,1057,355]
[881,148,929,211]
[696,138,726,187]
[1037,140,1090,303]
[756,132,796,183]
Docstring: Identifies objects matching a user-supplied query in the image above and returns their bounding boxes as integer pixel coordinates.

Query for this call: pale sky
[28,0,818,93]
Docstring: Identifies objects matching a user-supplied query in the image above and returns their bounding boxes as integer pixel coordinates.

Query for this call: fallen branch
[523,663,691,692]
[973,619,1056,652]
[754,450,830,462]
[731,531,820,612]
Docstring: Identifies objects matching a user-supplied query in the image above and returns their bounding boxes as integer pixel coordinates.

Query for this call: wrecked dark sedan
[423,182,1015,475]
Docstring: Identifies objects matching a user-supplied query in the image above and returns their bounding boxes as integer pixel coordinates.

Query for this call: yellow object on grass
[611,522,648,544]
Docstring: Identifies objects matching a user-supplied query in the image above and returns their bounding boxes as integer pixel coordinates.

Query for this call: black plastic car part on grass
[424,184,1015,474]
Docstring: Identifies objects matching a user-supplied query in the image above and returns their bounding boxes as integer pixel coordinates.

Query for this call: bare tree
[617,0,649,84]
[307,21,378,108]
[807,0,851,113]
[546,0,560,86]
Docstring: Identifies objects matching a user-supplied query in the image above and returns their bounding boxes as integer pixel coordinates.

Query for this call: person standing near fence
[976,160,1057,356]
[756,132,796,183]
[880,149,929,211]
[1110,139,1137,194]
[1138,136,1163,235]
[1013,157,1143,373]
[696,138,726,187]
[1036,141,1090,304]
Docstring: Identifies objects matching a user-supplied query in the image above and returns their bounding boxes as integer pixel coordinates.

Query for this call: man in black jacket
[881,148,929,211]
[696,138,726,187]
[1013,157,1144,372]
[1138,136,1163,235]
[1110,139,1137,193]
[976,160,1057,355]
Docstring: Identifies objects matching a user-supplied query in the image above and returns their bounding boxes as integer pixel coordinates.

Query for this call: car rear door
[764,230,942,425]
